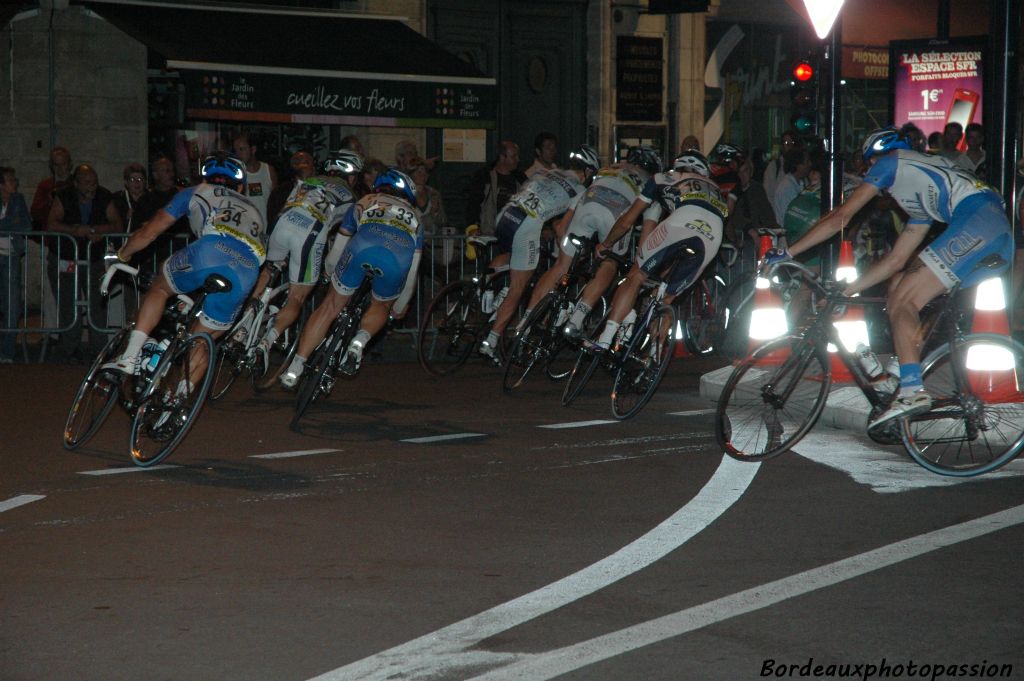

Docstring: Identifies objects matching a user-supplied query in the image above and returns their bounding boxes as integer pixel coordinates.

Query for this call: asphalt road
[2,352,1023,681]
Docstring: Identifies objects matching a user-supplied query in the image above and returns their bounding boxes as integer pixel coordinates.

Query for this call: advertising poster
[890,38,986,141]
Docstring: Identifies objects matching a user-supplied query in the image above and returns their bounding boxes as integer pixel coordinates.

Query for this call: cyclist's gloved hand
[762,247,792,267]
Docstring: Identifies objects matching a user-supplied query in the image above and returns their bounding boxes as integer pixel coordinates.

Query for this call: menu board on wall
[616,37,664,122]
[889,38,985,139]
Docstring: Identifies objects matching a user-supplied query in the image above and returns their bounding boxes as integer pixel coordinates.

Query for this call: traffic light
[790,59,818,138]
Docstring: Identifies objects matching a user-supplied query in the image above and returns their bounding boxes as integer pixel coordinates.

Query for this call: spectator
[525,131,558,177]
[937,122,973,171]
[30,146,72,230]
[132,155,186,271]
[772,147,811,226]
[110,163,148,233]
[232,132,277,223]
[354,157,386,198]
[46,164,122,361]
[408,156,446,236]
[0,167,32,363]
[340,134,365,157]
[396,139,438,173]
[465,141,526,237]
[962,123,986,176]
[724,151,776,273]
[899,123,926,153]
[680,134,701,152]
[927,131,942,153]
[761,129,800,212]
[266,150,316,228]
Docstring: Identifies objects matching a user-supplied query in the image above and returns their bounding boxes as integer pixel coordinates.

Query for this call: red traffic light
[793,61,814,81]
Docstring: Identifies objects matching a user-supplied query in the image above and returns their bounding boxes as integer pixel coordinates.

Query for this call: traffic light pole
[820,17,843,274]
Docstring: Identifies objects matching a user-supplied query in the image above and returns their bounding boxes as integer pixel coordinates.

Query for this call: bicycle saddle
[203,274,233,294]
[973,253,1008,272]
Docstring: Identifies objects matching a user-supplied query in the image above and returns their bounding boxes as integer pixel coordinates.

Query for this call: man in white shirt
[232,132,277,225]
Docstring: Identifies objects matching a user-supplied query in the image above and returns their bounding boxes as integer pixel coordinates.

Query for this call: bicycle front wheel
[611,304,677,419]
[253,286,302,392]
[129,333,216,467]
[417,280,484,376]
[208,337,244,401]
[901,333,1024,477]
[293,325,348,426]
[715,336,831,461]
[63,328,130,450]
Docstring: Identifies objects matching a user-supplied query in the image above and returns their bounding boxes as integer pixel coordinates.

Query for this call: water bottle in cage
[855,343,883,378]
[481,290,496,314]
[145,337,170,372]
[614,309,638,346]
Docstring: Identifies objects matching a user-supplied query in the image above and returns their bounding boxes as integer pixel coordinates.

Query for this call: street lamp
[802,0,844,39]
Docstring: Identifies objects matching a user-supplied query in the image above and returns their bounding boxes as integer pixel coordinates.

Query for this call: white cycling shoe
[101,354,141,376]
[868,390,933,430]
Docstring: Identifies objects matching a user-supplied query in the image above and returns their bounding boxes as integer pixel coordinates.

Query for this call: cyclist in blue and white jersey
[103,152,266,379]
[245,150,360,366]
[477,144,600,360]
[577,151,727,350]
[517,145,661,333]
[280,168,423,386]
[765,127,1013,427]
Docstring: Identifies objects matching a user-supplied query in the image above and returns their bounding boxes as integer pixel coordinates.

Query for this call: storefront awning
[83,0,497,128]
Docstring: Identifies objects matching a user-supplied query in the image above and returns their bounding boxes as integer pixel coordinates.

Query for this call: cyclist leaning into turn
[102,152,266,385]
[765,127,1013,429]
[280,168,423,387]
[477,144,601,362]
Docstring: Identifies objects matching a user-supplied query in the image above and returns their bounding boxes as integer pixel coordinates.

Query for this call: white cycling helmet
[324,149,364,176]
[568,144,600,173]
[672,151,711,178]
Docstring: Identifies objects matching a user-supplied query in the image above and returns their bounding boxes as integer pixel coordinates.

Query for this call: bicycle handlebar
[762,260,885,307]
[100,262,139,296]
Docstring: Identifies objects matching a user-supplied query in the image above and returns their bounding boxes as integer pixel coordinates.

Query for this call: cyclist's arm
[788,182,880,258]
[118,208,177,260]
[552,207,574,241]
[600,197,647,249]
[843,222,929,296]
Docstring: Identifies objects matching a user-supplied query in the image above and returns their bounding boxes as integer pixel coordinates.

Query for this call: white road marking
[306,455,760,681]
[78,465,178,476]
[795,428,1024,493]
[538,419,617,429]
[469,503,1024,680]
[667,409,715,416]
[0,494,45,513]
[401,433,487,444]
[530,432,711,451]
[250,448,340,460]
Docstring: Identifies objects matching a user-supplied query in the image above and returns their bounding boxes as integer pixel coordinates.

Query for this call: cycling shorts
[563,201,629,258]
[266,209,328,286]
[163,235,260,330]
[331,225,416,301]
[637,204,722,296]
[496,205,546,271]
[919,192,1013,290]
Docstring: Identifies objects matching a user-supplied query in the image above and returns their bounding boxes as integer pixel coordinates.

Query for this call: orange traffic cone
[748,235,789,364]
[965,276,1022,403]
[674,319,690,358]
[828,240,870,383]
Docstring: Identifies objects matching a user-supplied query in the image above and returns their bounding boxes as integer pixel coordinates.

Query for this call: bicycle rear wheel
[715,336,831,461]
[611,304,677,419]
[718,279,755,361]
[503,294,556,393]
[901,333,1024,476]
[63,328,129,450]
[681,275,727,355]
[129,333,216,467]
[293,322,349,426]
[208,337,244,401]
[417,280,484,376]
[546,294,607,381]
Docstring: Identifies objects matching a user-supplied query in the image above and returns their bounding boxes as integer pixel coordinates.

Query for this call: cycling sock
[286,355,306,375]
[898,363,923,395]
[598,320,620,347]
[351,329,372,349]
[125,330,148,359]
[484,331,500,348]
[569,302,591,328]
[261,328,279,347]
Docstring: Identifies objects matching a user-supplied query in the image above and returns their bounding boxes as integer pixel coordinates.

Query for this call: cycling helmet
[324,149,363,176]
[567,144,600,173]
[711,143,745,164]
[373,167,417,204]
[672,151,711,178]
[200,152,246,185]
[626,145,663,174]
[861,127,911,162]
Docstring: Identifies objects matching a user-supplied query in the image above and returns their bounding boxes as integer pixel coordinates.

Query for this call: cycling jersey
[864,150,1012,289]
[564,164,650,256]
[266,175,355,285]
[332,192,423,300]
[496,168,586,270]
[160,183,266,329]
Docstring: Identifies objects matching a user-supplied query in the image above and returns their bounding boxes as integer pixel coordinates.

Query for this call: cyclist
[102,152,266,385]
[477,144,601,361]
[280,168,422,386]
[517,145,661,337]
[579,150,727,351]
[765,126,1013,428]
[243,150,361,368]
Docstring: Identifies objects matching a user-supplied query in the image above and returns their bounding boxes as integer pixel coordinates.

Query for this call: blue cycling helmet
[200,152,246,185]
[373,168,417,204]
[626,145,662,174]
[862,127,911,162]
[673,151,711,178]
[324,149,363,176]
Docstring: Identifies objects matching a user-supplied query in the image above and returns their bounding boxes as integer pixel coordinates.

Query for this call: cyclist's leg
[491,212,542,339]
[491,268,533,337]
